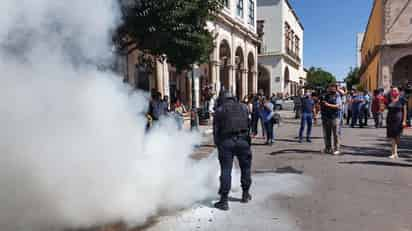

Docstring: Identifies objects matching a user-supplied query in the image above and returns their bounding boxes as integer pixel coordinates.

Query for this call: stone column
[194,66,201,108]
[155,60,164,95]
[228,65,235,94]
[210,61,220,94]
[252,71,258,94]
[242,69,248,98]
[162,61,170,97]
[382,65,391,91]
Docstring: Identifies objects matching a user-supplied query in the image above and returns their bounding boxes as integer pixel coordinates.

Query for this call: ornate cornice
[215,12,260,45]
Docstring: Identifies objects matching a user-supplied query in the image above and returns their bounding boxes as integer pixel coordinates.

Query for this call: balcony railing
[286,48,301,63]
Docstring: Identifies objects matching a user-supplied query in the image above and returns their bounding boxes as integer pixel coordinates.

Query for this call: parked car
[273,98,294,111]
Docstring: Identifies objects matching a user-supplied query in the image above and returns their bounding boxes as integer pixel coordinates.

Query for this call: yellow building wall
[361,54,379,91]
[360,0,383,91]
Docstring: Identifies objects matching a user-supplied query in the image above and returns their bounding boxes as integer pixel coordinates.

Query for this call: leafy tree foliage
[344,67,360,90]
[114,0,222,71]
[305,67,337,90]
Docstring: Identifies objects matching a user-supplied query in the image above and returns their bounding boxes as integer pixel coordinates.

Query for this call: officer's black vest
[219,100,249,135]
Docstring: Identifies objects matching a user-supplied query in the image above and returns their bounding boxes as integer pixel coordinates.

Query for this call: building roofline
[285,0,304,31]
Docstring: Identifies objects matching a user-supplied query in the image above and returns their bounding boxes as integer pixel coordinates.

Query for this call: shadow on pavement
[341,139,412,157]
[339,160,412,168]
[253,166,303,175]
[268,149,321,156]
[275,138,301,143]
[341,145,391,158]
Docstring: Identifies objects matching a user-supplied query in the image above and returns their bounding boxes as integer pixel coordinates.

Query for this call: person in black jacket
[213,90,252,211]
[320,83,342,155]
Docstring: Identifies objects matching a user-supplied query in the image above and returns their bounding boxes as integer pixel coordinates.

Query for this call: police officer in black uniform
[213,90,252,211]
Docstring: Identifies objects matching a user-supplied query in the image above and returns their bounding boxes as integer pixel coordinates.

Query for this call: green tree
[114,0,222,71]
[305,67,337,90]
[344,67,360,90]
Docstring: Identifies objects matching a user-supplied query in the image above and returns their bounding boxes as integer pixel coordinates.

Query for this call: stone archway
[219,39,231,91]
[393,55,412,87]
[284,67,290,96]
[247,52,256,95]
[258,65,271,97]
[235,47,245,99]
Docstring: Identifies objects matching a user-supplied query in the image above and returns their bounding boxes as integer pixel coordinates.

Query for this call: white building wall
[207,0,259,97]
[258,0,282,53]
[272,57,283,93]
[257,0,305,96]
[281,0,303,58]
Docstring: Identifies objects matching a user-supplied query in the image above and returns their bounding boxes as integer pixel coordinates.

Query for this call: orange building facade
[360,0,412,91]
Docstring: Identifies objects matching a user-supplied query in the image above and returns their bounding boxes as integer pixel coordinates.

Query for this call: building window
[222,0,229,8]
[237,0,244,18]
[285,23,291,52]
[248,0,255,25]
[295,36,300,57]
[290,30,294,54]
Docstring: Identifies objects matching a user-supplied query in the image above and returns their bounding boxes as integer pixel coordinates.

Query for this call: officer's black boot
[214,194,229,211]
[241,191,252,203]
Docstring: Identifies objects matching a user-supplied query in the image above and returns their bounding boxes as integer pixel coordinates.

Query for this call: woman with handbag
[262,97,275,145]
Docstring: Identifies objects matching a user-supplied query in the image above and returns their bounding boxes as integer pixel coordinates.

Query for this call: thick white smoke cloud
[0,0,218,230]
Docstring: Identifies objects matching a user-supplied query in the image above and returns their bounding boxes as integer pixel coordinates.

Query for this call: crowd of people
[146,89,187,131]
[217,83,411,158]
[292,84,410,158]
[147,83,411,159]
[209,84,411,211]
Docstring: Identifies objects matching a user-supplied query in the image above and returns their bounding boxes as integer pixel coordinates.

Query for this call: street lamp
[190,64,199,131]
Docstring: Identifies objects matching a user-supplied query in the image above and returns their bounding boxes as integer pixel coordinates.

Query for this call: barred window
[248,0,255,25]
[237,0,244,18]
[285,23,291,51]
[222,0,229,8]
[295,36,300,57]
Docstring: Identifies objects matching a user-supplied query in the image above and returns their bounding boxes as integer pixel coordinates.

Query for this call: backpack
[273,112,281,124]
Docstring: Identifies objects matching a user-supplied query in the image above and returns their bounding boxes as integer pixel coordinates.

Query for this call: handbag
[273,113,281,124]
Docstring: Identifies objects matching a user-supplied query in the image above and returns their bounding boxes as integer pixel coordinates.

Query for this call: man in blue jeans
[299,92,315,143]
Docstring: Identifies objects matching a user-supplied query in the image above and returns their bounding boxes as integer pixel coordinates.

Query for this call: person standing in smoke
[213,90,252,211]
[161,95,170,114]
[146,91,163,131]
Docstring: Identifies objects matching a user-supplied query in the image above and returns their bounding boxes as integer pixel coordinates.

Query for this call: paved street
[138,111,412,231]
[251,112,412,231]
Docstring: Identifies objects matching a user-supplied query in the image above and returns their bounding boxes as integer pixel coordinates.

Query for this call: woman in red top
[372,89,385,128]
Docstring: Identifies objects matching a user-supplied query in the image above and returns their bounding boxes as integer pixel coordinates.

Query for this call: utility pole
[190,64,199,131]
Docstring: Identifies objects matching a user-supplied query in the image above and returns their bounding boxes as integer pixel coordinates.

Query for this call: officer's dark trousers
[360,107,369,126]
[217,137,252,196]
[346,109,352,125]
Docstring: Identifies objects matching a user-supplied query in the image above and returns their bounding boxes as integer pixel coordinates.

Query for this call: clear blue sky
[289,0,374,81]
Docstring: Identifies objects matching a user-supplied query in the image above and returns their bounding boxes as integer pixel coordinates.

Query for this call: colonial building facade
[118,1,259,108]
[257,0,306,97]
[357,33,365,67]
[360,0,412,91]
